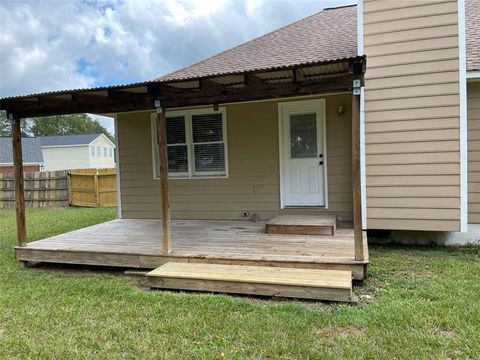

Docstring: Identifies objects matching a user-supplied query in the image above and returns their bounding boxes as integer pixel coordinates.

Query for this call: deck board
[147,262,354,302]
[15,219,369,279]
[148,263,352,288]
[266,214,337,235]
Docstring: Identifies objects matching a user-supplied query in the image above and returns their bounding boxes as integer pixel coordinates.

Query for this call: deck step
[266,214,337,235]
[146,262,354,302]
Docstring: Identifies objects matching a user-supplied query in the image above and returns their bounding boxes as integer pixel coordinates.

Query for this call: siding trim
[458,0,467,232]
[114,114,123,219]
[358,0,367,229]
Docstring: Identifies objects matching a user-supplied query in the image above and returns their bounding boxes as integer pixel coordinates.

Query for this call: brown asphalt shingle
[158,5,357,81]
[466,0,480,71]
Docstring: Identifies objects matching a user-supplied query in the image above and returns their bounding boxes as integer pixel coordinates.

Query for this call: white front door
[280,100,326,207]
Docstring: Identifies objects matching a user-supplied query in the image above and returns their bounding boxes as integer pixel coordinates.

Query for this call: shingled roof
[39,134,104,147]
[158,5,357,81]
[0,137,43,164]
[466,0,480,71]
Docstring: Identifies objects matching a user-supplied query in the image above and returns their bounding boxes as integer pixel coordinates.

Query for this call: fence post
[67,170,72,206]
[94,170,99,207]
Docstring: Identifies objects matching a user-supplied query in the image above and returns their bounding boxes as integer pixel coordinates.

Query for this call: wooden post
[156,105,172,254]
[352,92,364,261]
[94,170,99,207]
[11,115,27,247]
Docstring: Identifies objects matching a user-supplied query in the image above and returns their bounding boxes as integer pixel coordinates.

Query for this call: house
[0,137,43,173]
[39,133,115,171]
[1,0,479,301]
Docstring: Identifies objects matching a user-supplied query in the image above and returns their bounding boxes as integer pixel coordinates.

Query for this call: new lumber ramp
[146,262,355,302]
[266,214,337,235]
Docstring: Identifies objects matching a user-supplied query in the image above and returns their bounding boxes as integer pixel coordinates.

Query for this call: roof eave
[1,56,366,118]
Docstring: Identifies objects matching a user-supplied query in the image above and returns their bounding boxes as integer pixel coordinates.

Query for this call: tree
[0,111,31,137]
[30,114,113,140]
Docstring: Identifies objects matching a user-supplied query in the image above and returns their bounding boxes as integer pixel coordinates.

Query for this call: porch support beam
[352,87,364,261]
[10,115,27,247]
[5,75,352,119]
[156,104,172,254]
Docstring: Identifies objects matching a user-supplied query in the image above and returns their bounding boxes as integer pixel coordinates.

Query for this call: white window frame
[90,146,95,156]
[151,107,229,180]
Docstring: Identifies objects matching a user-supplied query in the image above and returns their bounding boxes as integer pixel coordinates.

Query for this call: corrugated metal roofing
[0,137,43,164]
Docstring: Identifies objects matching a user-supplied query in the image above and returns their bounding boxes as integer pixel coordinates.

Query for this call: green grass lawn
[0,208,479,359]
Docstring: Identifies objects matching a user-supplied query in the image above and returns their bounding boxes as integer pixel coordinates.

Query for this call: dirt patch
[316,325,365,338]
[439,329,457,338]
[355,276,382,302]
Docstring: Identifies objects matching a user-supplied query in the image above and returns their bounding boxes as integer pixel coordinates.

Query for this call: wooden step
[266,214,337,235]
[146,262,355,302]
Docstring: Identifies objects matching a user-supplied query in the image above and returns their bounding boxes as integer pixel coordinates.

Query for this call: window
[109,148,113,158]
[104,147,107,157]
[152,108,228,179]
[96,146,101,156]
[90,146,95,156]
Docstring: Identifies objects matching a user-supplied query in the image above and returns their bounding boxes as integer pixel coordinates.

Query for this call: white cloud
[0,0,354,98]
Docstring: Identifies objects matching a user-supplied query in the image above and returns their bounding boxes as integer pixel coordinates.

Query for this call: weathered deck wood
[266,214,337,235]
[15,219,369,279]
[147,262,354,302]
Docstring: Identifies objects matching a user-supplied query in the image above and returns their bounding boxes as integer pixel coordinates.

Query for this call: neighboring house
[0,137,43,173]
[39,134,115,171]
[1,1,479,300]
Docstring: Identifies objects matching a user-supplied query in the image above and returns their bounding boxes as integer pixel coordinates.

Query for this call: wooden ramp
[146,262,355,302]
[266,214,337,235]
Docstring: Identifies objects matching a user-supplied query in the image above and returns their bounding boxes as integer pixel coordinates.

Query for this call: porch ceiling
[0,56,365,118]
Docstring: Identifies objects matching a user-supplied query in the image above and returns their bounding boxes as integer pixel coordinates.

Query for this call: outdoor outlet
[242,211,250,218]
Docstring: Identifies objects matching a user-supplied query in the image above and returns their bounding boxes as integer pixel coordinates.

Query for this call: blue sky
[0,0,354,132]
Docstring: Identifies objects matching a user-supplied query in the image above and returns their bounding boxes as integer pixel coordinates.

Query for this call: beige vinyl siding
[117,94,353,221]
[468,82,480,223]
[363,0,462,231]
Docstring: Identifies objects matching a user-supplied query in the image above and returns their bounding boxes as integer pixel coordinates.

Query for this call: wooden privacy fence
[0,168,117,208]
[69,168,117,207]
[0,170,69,208]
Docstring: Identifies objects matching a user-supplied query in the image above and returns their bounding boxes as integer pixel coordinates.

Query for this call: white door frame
[278,99,328,209]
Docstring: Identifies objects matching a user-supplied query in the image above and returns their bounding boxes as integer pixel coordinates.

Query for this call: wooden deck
[15,219,369,280]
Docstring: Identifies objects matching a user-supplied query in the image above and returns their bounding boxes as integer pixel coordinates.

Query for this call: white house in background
[39,134,115,171]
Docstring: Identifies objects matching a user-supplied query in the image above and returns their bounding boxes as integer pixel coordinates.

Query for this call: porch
[3,55,367,301]
[15,219,368,280]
